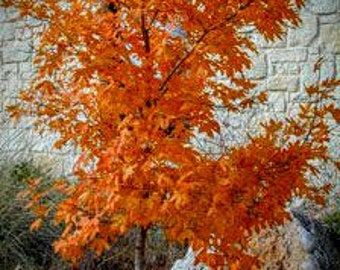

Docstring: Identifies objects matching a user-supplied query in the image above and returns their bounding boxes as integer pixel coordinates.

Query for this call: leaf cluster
[1,0,339,269]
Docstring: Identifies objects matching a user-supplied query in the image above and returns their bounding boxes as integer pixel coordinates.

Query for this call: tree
[2,0,339,269]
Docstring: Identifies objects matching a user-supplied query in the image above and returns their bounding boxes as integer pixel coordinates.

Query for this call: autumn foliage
[2,0,339,268]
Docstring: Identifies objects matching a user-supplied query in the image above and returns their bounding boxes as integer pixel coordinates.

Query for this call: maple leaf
[30,218,43,231]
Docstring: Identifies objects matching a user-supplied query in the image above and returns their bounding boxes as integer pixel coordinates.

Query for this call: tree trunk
[134,226,148,270]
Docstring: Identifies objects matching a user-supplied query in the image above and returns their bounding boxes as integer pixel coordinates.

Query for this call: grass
[0,160,68,270]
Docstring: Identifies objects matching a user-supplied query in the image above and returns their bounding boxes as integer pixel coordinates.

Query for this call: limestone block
[31,132,60,153]
[267,75,299,92]
[4,7,20,21]
[0,63,17,80]
[319,13,340,24]
[319,23,340,53]
[1,79,24,100]
[0,92,3,112]
[308,47,320,62]
[267,91,287,112]
[248,31,287,48]
[288,63,301,75]
[288,14,318,47]
[306,0,338,14]
[329,133,340,158]
[245,54,267,79]
[270,62,302,76]
[320,61,336,80]
[15,26,34,41]
[0,128,29,152]
[6,79,21,97]
[0,23,16,41]
[0,8,6,23]
[336,54,340,79]
[19,62,33,80]
[300,62,319,90]
[2,40,32,63]
[0,112,32,130]
[62,155,78,176]
[288,90,306,104]
[268,48,308,62]
[270,62,287,75]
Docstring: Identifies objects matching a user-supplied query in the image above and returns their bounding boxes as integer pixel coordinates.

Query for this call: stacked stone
[247,0,339,113]
[0,7,76,176]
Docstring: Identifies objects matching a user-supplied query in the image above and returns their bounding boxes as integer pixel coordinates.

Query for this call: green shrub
[324,210,340,237]
[0,160,68,270]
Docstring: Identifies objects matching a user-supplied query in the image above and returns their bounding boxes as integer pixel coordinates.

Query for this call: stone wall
[0,7,76,175]
[1,1,339,175]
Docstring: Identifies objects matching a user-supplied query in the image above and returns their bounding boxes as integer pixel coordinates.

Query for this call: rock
[171,247,208,270]
[299,228,315,253]
[301,256,321,270]
[291,209,340,270]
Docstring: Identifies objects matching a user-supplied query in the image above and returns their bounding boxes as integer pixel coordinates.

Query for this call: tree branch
[141,10,150,53]
[158,0,254,95]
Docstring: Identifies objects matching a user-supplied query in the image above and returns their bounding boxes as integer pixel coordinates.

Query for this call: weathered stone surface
[0,128,29,152]
[300,62,319,90]
[306,0,338,14]
[308,47,320,62]
[292,209,340,270]
[336,54,340,79]
[267,91,287,112]
[301,257,321,270]
[15,27,34,41]
[0,92,3,112]
[31,133,60,153]
[288,63,301,75]
[270,62,302,76]
[246,54,267,79]
[0,63,17,80]
[19,62,33,80]
[319,23,340,53]
[267,75,299,92]
[299,228,316,253]
[248,31,287,48]
[268,48,308,62]
[0,23,16,41]
[320,60,336,80]
[0,8,6,23]
[288,14,318,47]
[171,247,208,270]
[2,41,32,63]
[62,154,79,176]
[319,13,340,24]
[4,7,20,21]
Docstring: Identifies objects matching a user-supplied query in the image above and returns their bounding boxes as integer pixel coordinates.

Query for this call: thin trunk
[134,226,148,270]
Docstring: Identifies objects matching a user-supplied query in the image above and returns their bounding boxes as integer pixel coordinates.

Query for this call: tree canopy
[2,0,339,268]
